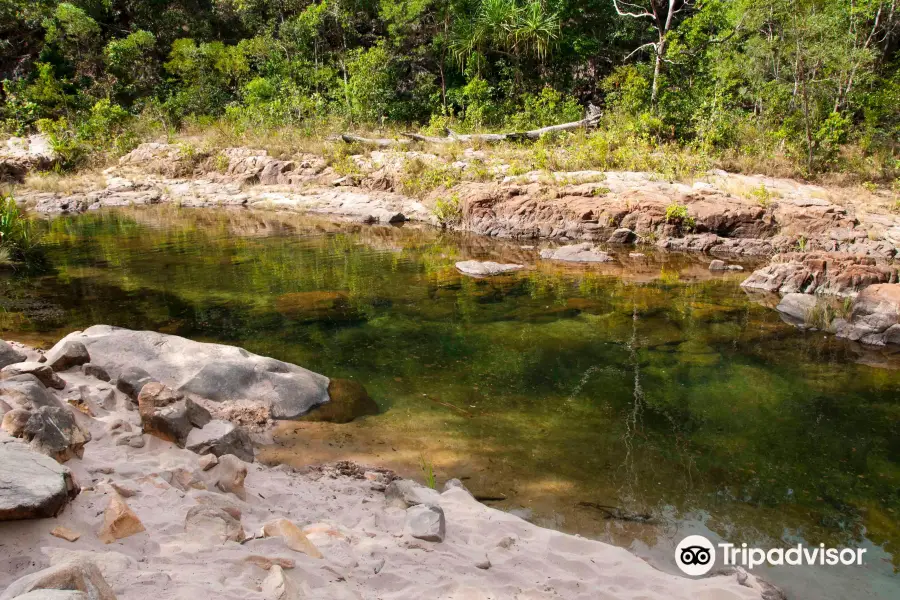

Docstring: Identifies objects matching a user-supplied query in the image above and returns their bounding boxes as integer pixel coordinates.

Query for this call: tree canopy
[1,0,897,175]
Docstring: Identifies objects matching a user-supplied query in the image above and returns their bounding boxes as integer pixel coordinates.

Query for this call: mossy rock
[299,379,379,424]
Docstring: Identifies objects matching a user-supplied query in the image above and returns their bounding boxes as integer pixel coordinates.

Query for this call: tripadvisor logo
[675,535,867,576]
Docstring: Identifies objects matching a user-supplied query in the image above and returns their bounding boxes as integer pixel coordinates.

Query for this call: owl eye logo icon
[675,535,716,576]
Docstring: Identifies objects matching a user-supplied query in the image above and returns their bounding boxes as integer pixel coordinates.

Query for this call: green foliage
[105,30,158,104]
[346,42,395,123]
[0,194,42,264]
[432,193,462,226]
[420,455,436,489]
[505,87,581,131]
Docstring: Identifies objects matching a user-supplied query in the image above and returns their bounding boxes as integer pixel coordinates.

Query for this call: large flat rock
[49,326,330,419]
[0,441,79,520]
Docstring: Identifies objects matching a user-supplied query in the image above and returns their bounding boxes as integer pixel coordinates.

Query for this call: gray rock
[115,433,145,448]
[82,363,110,381]
[185,419,254,463]
[709,259,727,271]
[540,243,612,263]
[0,375,62,411]
[43,340,90,372]
[0,558,114,600]
[115,365,153,400]
[384,479,440,509]
[0,442,79,520]
[441,478,469,494]
[607,228,636,244]
[404,504,445,542]
[23,406,92,462]
[138,382,211,447]
[184,505,245,543]
[60,326,330,419]
[0,340,26,368]
[776,293,818,324]
[1,362,65,389]
[455,261,524,277]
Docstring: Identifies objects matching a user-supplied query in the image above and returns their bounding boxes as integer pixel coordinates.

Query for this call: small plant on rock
[420,455,436,489]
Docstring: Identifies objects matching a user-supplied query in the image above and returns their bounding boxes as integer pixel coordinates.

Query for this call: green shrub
[432,193,462,226]
[0,194,42,265]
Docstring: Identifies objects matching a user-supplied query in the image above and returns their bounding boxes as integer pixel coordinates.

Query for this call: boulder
[0,558,114,600]
[43,340,91,372]
[1,362,65,389]
[114,366,153,400]
[57,326,330,419]
[97,493,145,543]
[775,293,818,324]
[539,243,612,263]
[81,364,110,382]
[0,340,27,368]
[832,283,900,345]
[741,252,898,296]
[709,259,727,271]
[138,382,211,447]
[262,519,323,558]
[404,504,445,542]
[185,419,254,463]
[2,408,32,437]
[384,479,440,509]
[607,228,636,244]
[23,407,92,462]
[0,442,79,520]
[298,379,378,424]
[184,505,245,543]
[205,454,248,499]
[442,479,470,494]
[454,261,524,277]
[0,374,61,411]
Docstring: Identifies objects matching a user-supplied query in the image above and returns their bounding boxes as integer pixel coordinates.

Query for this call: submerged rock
[62,325,330,419]
[775,293,818,324]
[0,442,79,520]
[299,379,378,424]
[455,260,524,277]
[540,243,612,263]
[274,290,359,323]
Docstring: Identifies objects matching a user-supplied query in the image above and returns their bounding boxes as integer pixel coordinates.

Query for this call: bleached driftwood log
[342,104,603,146]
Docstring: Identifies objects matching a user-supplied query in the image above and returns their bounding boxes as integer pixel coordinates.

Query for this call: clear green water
[2,207,898,599]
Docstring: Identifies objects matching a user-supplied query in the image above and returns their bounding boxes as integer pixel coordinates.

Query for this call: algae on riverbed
[2,207,899,598]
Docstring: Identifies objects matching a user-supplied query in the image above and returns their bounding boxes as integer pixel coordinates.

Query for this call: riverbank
[0,328,782,600]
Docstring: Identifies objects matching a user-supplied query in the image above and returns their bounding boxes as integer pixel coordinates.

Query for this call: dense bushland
[1,0,898,181]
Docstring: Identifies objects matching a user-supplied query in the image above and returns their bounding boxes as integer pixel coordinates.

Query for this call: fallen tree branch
[343,105,603,146]
[340,134,410,147]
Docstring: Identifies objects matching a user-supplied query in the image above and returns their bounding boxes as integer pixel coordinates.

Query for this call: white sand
[1,367,776,600]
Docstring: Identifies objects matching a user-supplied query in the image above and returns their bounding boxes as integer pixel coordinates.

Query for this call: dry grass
[21,170,108,195]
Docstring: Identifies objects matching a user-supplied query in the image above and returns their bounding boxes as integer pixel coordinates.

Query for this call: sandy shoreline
[0,330,782,600]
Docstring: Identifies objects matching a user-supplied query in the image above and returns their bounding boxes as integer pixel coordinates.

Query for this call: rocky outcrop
[0,441,79,520]
[0,135,55,183]
[832,284,900,345]
[22,406,92,462]
[455,260,524,276]
[61,325,331,419]
[742,252,898,296]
